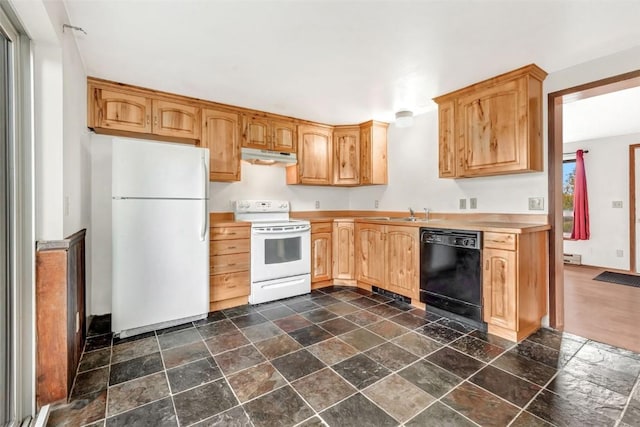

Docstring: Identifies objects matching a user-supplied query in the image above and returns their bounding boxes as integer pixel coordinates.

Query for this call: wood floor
[564,264,640,353]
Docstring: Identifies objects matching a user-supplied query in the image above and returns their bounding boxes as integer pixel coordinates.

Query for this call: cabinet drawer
[211,226,250,241]
[484,232,517,251]
[211,252,250,274]
[311,222,333,234]
[211,239,249,256]
[210,271,250,301]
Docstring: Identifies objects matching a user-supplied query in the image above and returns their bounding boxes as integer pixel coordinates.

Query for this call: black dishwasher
[419,228,483,326]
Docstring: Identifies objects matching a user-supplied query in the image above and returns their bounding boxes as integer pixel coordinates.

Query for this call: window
[563,159,576,237]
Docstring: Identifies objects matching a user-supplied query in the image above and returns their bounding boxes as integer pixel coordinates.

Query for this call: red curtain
[571,149,590,240]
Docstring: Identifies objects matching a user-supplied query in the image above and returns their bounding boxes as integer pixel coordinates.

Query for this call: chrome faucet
[423,208,430,221]
[408,207,415,218]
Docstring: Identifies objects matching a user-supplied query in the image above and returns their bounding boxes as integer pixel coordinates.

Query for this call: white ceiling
[62,0,640,125]
[563,85,640,143]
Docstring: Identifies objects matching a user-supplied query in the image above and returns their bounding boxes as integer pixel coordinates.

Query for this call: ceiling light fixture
[395,110,414,128]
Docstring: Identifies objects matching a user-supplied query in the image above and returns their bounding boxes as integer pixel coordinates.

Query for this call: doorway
[548,70,640,351]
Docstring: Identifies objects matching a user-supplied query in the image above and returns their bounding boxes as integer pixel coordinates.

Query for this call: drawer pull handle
[227,285,237,289]
[485,260,489,270]
[227,246,236,249]
[227,263,236,267]
[227,232,236,235]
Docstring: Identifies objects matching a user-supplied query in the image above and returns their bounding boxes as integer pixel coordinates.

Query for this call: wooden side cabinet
[433,64,547,178]
[437,99,456,178]
[202,108,241,182]
[311,221,333,286]
[210,222,251,311]
[35,230,86,408]
[359,121,388,185]
[482,230,548,341]
[333,220,355,283]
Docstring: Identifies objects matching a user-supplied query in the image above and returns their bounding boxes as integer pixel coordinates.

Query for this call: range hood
[241,147,297,166]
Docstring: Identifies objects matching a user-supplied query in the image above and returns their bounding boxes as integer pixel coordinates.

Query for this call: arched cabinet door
[385,226,419,300]
[92,88,152,133]
[482,247,517,330]
[202,109,240,182]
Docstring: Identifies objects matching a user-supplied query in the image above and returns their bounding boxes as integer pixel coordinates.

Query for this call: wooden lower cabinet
[332,220,355,282]
[483,248,517,330]
[311,221,333,287]
[210,223,251,310]
[355,223,386,287]
[482,231,548,341]
[355,223,419,300]
[385,226,420,300]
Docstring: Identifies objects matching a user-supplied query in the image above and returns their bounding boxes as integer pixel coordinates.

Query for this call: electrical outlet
[616,249,624,257]
[459,199,467,209]
[315,200,320,209]
[528,197,544,211]
[612,201,623,208]
[374,200,379,209]
[470,198,477,209]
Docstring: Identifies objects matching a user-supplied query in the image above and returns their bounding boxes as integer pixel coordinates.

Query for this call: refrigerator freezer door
[112,198,209,334]
[112,138,209,199]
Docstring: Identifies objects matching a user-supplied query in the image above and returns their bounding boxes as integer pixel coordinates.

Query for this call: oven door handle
[252,225,311,234]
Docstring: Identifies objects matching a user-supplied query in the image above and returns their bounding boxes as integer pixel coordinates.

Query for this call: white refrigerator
[112,138,209,337]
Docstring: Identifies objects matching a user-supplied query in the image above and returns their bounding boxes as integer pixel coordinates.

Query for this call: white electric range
[233,200,311,304]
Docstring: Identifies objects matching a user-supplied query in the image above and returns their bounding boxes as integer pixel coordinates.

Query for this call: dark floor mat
[593,271,640,288]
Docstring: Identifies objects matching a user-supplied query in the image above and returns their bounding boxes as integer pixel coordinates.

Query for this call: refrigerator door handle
[200,154,209,242]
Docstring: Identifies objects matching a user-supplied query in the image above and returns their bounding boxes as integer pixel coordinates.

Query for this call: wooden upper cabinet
[152,99,200,140]
[88,80,200,142]
[202,108,240,182]
[434,64,547,178]
[242,115,297,153]
[271,120,297,152]
[438,100,456,178]
[90,87,152,133]
[360,121,388,185]
[242,115,270,149]
[385,226,419,300]
[333,127,360,186]
[289,124,333,185]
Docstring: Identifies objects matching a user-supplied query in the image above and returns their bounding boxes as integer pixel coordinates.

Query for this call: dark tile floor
[47,286,640,427]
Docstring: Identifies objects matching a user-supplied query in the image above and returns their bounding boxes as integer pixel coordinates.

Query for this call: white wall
[350,111,548,213]
[563,134,639,270]
[210,162,350,212]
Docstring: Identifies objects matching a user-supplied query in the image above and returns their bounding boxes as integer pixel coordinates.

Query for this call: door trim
[630,144,640,273]
[548,70,640,329]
